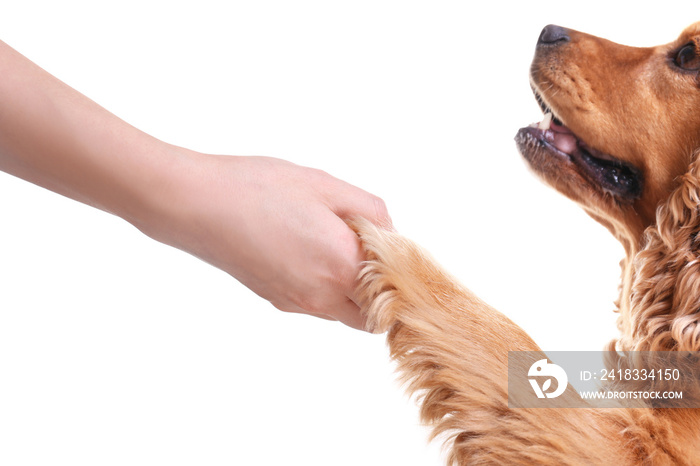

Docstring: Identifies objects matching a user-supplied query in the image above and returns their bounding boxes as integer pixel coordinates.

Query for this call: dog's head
[516,22,700,252]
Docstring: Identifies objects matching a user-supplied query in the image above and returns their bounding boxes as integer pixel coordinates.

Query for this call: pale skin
[0,40,391,330]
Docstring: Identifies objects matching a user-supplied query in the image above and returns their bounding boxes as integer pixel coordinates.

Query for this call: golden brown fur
[351,22,700,465]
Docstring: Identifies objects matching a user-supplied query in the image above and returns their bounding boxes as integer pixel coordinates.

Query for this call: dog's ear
[619,151,700,351]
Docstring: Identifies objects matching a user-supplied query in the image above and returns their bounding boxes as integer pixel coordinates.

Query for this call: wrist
[126,148,246,271]
[125,144,202,239]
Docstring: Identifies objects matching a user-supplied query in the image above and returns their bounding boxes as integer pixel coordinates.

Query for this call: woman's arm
[0,40,390,330]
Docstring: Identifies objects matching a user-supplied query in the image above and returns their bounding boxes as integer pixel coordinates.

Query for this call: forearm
[0,40,176,225]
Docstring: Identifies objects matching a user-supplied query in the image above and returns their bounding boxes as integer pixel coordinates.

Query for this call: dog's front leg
[351,219,640,465]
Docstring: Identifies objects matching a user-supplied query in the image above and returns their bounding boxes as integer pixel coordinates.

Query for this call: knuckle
[370,195,392,227]
[296,293,330,316]
[373,195,388,216]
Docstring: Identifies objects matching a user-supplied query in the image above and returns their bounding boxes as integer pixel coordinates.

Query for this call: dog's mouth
[516,91,643,201]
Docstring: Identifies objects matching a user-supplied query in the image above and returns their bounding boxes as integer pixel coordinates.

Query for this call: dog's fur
[351,22,700,465]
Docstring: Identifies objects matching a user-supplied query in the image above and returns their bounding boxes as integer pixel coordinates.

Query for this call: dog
[351,22,700,465]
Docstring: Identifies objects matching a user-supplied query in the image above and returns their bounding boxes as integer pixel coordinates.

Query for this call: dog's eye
[674,42,700,71]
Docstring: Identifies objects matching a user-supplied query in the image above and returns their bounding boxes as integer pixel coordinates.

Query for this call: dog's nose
[537,25,570,45]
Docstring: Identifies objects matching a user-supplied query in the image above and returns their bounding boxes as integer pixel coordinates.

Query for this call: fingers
[272,298,369,331]
[320,175,393,229]
[331,298,368,331]
[327,191,383,332]
[254,162,387,333]
[349,193,393,229]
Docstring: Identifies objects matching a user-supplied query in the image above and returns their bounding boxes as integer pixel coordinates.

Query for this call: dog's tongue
[538,112,578,154]
[551,124,577,154]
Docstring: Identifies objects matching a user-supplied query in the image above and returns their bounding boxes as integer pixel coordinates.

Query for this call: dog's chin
[515,104,644,203]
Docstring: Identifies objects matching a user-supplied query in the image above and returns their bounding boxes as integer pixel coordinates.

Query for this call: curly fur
[348,22,700,465]
[618,150,700,353]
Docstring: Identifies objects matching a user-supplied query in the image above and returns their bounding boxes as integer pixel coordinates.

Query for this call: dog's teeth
[538,112,553,131]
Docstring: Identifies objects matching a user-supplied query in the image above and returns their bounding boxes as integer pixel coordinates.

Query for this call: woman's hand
[139,153,391,330]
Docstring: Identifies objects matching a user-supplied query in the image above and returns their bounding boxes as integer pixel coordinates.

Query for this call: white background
[0,2,695,465]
